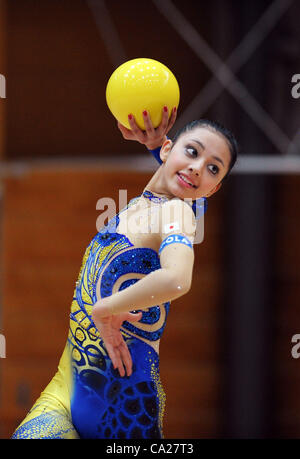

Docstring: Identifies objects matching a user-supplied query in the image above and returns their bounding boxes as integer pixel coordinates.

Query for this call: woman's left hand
[92,300,142,377]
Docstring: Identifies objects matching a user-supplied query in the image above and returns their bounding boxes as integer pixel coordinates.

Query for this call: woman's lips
[176,172,195,189]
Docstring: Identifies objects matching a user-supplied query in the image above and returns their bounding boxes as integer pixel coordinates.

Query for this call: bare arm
[92,199,196,319]
[92,268,189,320]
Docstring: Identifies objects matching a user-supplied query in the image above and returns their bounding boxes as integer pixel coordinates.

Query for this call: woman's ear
[205,182,222,197]
[160,139,173,163]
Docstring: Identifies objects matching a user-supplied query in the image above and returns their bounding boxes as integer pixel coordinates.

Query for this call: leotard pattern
[12,194,171,439]
[12,138,205,438]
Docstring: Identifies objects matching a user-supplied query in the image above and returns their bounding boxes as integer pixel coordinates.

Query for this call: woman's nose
[189,163,203,176]
[189,157,205,175]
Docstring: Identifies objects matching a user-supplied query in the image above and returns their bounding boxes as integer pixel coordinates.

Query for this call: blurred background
[0,0,299,439]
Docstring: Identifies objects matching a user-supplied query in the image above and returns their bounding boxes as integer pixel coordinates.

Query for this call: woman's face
[160,127,232,200]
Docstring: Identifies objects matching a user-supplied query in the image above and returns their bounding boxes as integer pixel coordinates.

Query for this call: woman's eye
[185,146,219,175]
[186,147,197,156]
[208,164,219,175]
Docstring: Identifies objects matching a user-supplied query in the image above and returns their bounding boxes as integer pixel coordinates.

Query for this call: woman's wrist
[92,296,113,319]
[145,135,167,151]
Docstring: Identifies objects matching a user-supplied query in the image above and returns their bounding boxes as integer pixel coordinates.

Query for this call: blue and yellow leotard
[12,193,175,439]
[12,147,207,439]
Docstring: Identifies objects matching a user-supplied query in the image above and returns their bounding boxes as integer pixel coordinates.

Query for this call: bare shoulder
[158,198,197,243]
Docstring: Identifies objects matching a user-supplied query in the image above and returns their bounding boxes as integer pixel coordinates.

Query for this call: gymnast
[12,107,238,439]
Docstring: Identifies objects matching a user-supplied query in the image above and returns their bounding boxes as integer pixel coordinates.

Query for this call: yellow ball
[106,58,180,130]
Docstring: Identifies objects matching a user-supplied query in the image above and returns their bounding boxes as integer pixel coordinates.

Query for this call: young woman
[12,107,238,439]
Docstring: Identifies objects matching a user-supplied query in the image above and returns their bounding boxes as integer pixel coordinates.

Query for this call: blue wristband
[147,146,164,165]
[159,234,193,256]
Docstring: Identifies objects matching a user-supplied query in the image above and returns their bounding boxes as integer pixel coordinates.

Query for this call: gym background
[0,0,299,439]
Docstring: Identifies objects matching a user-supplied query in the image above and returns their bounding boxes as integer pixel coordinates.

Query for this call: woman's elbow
[170,274,192,296]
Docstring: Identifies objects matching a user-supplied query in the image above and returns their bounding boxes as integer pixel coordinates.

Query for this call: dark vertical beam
[222,174,275,438]
[221,3,275,435]
[210,0,276,437]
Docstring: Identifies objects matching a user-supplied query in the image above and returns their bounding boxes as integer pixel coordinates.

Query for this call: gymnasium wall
[0,0,299,439]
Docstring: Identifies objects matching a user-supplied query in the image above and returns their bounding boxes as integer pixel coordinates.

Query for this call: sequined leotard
[12,148,207,439]
[12,192,173,439]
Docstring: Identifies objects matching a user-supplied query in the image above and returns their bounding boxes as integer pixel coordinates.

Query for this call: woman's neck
[142,165,175,200]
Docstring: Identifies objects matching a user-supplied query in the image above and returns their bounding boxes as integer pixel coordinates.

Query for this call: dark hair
[172,119,239,183]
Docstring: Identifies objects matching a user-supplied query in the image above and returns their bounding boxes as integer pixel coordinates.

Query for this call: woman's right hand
[93,310,143,377]
[117,106,177,151]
